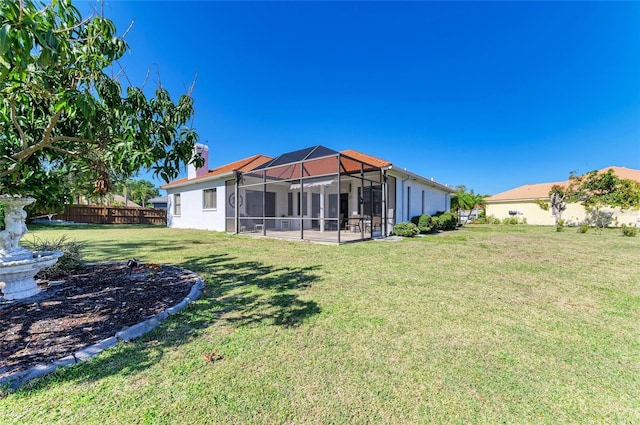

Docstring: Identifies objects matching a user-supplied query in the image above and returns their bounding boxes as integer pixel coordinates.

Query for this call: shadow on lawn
[17,253,321,392]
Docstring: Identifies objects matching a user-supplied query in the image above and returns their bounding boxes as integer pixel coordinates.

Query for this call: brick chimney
[187,143,209,179]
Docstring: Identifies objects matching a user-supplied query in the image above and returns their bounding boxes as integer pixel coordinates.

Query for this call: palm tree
[130,180,159,207]
[452,190,486,226]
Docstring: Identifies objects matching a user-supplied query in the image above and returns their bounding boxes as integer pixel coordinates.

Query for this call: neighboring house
[485,166,640,226]
[162,144,455,243]
[147,196,168,209]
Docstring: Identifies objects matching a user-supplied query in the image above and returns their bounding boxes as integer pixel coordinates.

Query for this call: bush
[417,214,437,233]
[556,219,565,232]
[437,212,458,231]
[621,224,638,237]
[410,215,421,226]
[25,235,85,279]
[394,222,419,237]
[577,224,589,234]
[502,217,518,225]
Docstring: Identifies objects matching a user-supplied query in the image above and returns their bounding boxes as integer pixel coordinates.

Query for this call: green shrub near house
[411,214,437,234]
[436,212,458,231]
[418,214,437,233]
[394,222,419,237]
[621,224,638,237]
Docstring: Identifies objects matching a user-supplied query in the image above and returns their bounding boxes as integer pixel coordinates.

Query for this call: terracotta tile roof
[208,154,273,175]
[486,166,640,202]
[340,150,392,168]
[162,154,273,188]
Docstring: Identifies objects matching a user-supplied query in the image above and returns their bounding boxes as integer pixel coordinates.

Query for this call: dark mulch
[0,263,198,381]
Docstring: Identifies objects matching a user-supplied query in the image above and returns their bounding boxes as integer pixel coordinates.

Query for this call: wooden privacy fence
[59,205,167,225]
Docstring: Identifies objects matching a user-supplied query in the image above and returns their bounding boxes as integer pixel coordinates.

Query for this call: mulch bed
[0,263,198,381]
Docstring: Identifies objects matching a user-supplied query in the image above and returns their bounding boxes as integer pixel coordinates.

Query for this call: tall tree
[571,169,640,229]
[451,188,486,225]
[538,169,640,228]
[130,180,159,207]
[0,0,203,211]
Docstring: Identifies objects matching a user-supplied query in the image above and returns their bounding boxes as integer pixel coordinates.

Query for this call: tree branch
[49,136,98,144]
[10,98,29,149]
[187,72,198,97]
[52,15,93,34]
[0,162,19,178]
[45,145,81,156]
[43,109,63,143]
[121,18,135,39]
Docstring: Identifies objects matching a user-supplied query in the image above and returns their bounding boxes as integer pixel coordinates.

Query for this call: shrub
[491,217,501,225]
[25,235,85,279]
[437,212,458,231]
[556,219,565,232]
[410,215,421,226]
[502,217,518,225]
[394,222,419,237]
[417,214,436,233]
[621,224,638,237]
[577,224,589,234]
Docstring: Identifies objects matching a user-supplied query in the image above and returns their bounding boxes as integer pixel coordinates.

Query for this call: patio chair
[372,216,382,232]
[348,215,361,232]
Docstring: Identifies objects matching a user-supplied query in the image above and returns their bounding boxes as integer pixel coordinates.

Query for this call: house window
[203,188,217,210]
[407,187,411,221]
[174,194,181,216]
[287,192,293,216]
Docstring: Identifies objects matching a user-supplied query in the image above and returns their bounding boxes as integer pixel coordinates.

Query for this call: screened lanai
[224,145,396,244]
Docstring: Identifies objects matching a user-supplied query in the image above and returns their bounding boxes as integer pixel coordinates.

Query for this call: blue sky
[87,1,639,195]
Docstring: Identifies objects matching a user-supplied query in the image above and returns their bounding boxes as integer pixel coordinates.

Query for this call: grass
[1,224,639,424]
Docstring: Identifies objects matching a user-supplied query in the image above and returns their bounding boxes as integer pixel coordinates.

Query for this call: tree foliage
[539,168,640,227]
[451,187,486,225]
[570,169,640,211]
[113,178,159,207]
[0,0,203,211]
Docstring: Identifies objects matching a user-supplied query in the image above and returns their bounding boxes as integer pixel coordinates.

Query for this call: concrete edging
[1,267,205,390]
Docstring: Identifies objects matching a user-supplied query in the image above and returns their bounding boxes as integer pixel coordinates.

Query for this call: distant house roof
[486,166,640,202]
[486,182,564,202]
[147,196,167,204]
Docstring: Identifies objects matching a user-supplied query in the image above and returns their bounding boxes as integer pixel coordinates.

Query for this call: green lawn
[1,224,639,424]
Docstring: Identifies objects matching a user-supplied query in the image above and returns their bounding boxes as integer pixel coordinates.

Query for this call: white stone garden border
[0,265,205,390]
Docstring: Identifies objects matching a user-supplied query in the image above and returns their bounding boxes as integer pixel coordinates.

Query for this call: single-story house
[485,166,640,226]
[147,196,168,209]
[162,144,455,243]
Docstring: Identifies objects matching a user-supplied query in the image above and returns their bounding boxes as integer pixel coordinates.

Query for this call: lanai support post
[235,172,240,234]
[337,153,341,244]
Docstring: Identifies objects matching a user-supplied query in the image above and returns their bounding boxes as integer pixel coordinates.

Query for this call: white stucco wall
[389,171,451,222]
[486,200,640,227]
[166,179,228,231]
